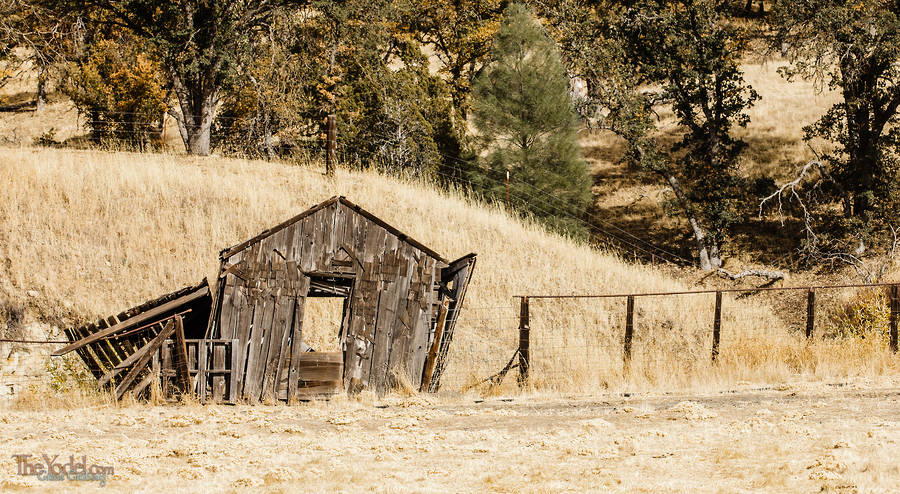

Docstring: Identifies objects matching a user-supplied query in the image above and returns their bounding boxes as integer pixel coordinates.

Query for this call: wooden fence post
[197,339,208,403]
[712,291,722,362]
[806,288,816,338]
[890,285,899,353]
[624,295,635,372]
[517,297,530,387]
[325,114,336,176]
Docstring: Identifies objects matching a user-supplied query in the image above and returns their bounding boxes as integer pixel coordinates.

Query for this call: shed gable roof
[220,196,447,263]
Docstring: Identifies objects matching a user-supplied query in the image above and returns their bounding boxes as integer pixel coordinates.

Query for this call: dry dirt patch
[1,384,899,493]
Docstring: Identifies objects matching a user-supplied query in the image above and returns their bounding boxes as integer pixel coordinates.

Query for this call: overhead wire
[362,128,692,264]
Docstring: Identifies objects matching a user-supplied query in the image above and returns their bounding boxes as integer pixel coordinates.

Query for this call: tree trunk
[168,70,217,156]
[665,173,722,271]
[36,65,48,112]
[263,113,275,160]
[840,56,882,219]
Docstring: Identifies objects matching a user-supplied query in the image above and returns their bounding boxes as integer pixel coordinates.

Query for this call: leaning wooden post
[172,315,192,397]
[624,296,635,372]
[712,291,722,362]
[325,114,337,176]
[890,285,899,353]
[421,299,449,392]
[806,288,816,338]
[517,297,530,387]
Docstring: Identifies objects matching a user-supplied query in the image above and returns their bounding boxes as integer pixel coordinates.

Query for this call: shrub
[828,289,892,340]
[64,35,167,148]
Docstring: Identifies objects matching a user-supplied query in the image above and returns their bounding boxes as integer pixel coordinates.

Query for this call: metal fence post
[325,114,336,176]
[712,291,722,362]
[890,285,899,353]
[624,295,635,372]
[517,297,530,387]
[806,288,816,338]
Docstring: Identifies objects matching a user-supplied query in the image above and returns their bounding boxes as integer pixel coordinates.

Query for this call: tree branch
[717,268,786,281]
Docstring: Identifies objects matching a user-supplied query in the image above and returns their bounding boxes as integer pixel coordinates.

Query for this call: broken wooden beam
[114,321,175,401]
[53,287,208,357]
[96,322,167,387]
[421,299,450,392]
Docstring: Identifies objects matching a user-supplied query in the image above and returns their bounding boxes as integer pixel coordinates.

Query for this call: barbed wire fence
[438,282,900,393]
[2,283,899,397]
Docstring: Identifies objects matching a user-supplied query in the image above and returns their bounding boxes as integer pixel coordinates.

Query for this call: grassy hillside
[1,146,897,394]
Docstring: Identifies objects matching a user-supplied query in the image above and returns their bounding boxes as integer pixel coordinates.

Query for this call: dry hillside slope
[0,146,897,393]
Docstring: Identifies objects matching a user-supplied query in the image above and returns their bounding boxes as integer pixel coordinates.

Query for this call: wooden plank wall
[213,201,444,398]
[160,339,238,403]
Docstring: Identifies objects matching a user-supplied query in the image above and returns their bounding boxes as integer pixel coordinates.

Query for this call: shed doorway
[301,273,354,353]
[287,273,353,400]
[301,297,345,352]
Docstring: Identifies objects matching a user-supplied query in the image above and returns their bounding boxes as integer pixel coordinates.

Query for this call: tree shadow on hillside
[739,133,817,178]
[0,91,37,112]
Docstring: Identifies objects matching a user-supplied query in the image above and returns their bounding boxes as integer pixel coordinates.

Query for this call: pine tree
[471,3,591,237]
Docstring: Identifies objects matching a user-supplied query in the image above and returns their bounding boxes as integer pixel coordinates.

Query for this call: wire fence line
[434,281,900,392]
[3,283,899,394]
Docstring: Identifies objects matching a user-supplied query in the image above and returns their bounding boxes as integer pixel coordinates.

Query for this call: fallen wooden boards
[115,320,175,400]
[171,316,192,395]
[53,286,209,357]
[97,322,166,388]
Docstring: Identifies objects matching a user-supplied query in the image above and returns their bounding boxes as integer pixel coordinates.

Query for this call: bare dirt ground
[2,382,900,493]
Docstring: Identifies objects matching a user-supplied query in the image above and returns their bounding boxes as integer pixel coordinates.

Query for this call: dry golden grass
[737,60,842,179]
[1,145,897,396]
[584,58,841,179]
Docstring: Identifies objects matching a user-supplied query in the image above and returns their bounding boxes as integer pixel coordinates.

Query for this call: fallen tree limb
[717,268,786,281]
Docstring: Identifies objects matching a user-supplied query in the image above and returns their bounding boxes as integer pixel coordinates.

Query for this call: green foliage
[623,0,758,246]
[338,44,461,176]
[772,0,900,256]
[64,34,167,147]
[216,1,467,176]
[45,0,298,155]
[46,353,94,393]
[471,3,591,236]
[213,8,321,159]
[402,0,505,119]
[827,289,892,340]
[541,0,757,262]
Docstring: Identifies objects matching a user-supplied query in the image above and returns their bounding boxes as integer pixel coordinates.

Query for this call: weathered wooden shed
[207,196,476,401]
